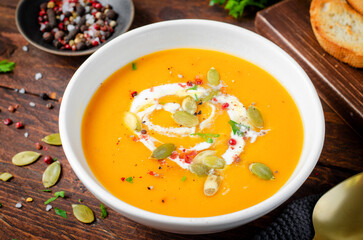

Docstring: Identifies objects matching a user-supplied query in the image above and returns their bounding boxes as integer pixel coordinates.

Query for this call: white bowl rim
[59,19,325,228]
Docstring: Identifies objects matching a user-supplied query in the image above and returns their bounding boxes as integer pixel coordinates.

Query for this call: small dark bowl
[16,0,134,56]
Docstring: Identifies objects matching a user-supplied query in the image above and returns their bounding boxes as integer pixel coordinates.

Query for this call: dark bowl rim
[15,0,135,56]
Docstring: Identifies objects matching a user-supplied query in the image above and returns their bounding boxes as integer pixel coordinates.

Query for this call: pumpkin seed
[203,155,226,169]
[151,143,176,160]
[72,204,95,223]
[207,67,220,86]
[247,106,264,128]
[249,162,274,180]
[0,172,13,181]
[182,96,197,114]
[42,133,62,145]
[172,111,199,127]
[201,90,220,102]
[204,174,221,197]
[190,162,210,176]
[124,112,141,131]
[12,151,41,166]
[193,150,216,163]
[42,161,61,188]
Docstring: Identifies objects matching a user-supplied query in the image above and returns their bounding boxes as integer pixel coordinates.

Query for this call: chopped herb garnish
[0,203,2,207]
[0,59,15,73]
[132,62,137,70]
[181,176,187,182]
[54,207,67,219]
[40,189,52,192]
[100,203,108,219]
[44,191,65,204]
[187,85,198,91]
[125,177,133,183]
[191,133,220,143]
[78,199,82,202]
[53,157,58,161]
[209,0,267,19]
[194,94,199,101]
[228,120,250,136]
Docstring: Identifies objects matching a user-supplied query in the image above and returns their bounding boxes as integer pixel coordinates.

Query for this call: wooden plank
[255,0,363,137]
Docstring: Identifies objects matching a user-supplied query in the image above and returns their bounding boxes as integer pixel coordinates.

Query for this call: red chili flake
[43,146,48,151]
[35,142,43,150]
[148,171,156,176]
[94,24,100,30]
[8,105,15,112]
[139,176,142,178]
[315,172,319,176]
[170,151,178,159]
[213,98,218,102]
[43,156,53,164]
[150,87,154,92]
[178,83,186,88]
[222,103,229,110]
[158,159,166,165]
[233,155,241,163]
[14,104,20,109]
[195,79,203,85]
[15,122,23,129]
[186,81,193,86]
[91,40,99,47]
[182,149,186,152]
[229,138,237,146]
[243,136,247,140]
[132,136,139,142]
[3,118,12,125]
[121,177,125,182]
[184,150,197,164]
[131,91,138,98]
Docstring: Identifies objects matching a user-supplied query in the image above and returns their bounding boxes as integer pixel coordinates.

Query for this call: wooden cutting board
[255,0,363,137]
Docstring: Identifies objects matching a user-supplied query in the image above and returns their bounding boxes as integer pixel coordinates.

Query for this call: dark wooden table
[0,0,362,239]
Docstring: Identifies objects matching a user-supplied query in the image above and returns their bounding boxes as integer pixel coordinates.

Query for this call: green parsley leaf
[0,203,2,207]
[125,177,133,183]
[210,0,267,19]
[228,120,250,136]
[0,60,16,73]
[194,94,199,101]
[53,157,58,161]
[40,189,52,192]
[132,62,137,70]
[54,191,65,198]
[181,176,187,182]
[54,207,67,219]
[187,85,198,91]
[100,203,108,219]
[191,133,220,143]
[78,199,82,202]
[44,196,58,205]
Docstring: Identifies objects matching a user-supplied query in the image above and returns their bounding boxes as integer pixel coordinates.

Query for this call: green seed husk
[249,162,275,180]
[193,150,216,164]
[12,151,41,166]
[247,106,264,128]
[72,204,95,223]
[203,155,226,169]
[190,162,210,177]
[151,143,176,160]
[182,96,197,115]
[207,67,220,86]
[42,133,62,146]
[204,174,221,197]
[0,172,13,181]
[172,111,199,127]
[124,111,141,131]
[42,161,61,188]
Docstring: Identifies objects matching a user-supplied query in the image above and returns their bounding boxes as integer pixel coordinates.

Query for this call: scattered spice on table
[54,207,67,218]
[100,203,108,219]
[24,132,29,138]
[46,204,53,211]
[15,202,22,208]
[3,118,12,125]
[35,142,43,150]
[35,72,43,80]
[22,46,28,52]
[26,197,33,202]
[8,105,15,112]
[29,102,36,107]
[38,0,119,51]
[15,122,24,129]
[46,103,54,109]
[19,88,25,94]
[43,155,55,164]
[44,191,65,205]
[0,59,15,73]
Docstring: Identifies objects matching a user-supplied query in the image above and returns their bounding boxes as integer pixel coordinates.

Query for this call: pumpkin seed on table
[42,161,61,188]
[203,155,226,169]
[249,162,274,180]
[172,111,199,127]
[151,143,176,160]
[207,67,220,86]
[190,162,210,177]
[12,151,41,166]
[204,174,221,197]
[247,106,264,128]
[72,204,95,223]
[193,150,216,164]
[124,111,141,131]
[0,172,13,181]
[42,133,62,145]
[182,96,197,114]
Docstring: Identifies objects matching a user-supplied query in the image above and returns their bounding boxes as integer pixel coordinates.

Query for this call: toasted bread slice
[347,0,363,15]
[310,0,363,68]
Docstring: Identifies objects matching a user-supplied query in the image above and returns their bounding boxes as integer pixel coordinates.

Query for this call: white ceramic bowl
[59,19,325,234]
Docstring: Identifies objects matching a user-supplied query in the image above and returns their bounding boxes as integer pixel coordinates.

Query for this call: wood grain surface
[0,0,362,239]
[255,0,363,137]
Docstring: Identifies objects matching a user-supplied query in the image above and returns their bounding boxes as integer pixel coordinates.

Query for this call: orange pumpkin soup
[82,48,303,217]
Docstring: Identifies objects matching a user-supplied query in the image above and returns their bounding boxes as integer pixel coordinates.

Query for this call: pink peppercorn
[186,81,193,86]
[3,118,12,125]
[91,40,99,47]
[43,156,53,164]
[15,122,23,129]
[222,103,229,110]
[65,44,71,49]
[95,3,102,9]
[229,138,237,146]
[131,91,138,97]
